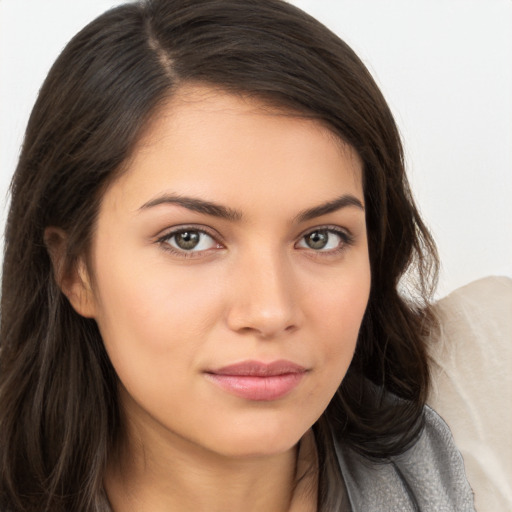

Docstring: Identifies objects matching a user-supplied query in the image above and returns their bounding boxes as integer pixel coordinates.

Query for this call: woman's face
[77,86,370,458]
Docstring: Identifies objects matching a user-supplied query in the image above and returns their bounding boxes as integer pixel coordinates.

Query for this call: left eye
[164,229,218,252]
[296,229,345,251]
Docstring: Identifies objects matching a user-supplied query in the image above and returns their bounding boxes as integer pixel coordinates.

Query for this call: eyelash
[156,225,354,258]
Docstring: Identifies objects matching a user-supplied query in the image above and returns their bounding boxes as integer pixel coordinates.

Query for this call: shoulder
[333,405,475,512]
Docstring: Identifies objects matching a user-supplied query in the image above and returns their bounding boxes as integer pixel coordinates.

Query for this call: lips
[204,360,307,401]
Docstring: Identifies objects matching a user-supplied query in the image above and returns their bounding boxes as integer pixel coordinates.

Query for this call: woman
[0,0,474,510]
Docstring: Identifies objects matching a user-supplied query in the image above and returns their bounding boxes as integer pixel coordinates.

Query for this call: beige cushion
[427,276,512,512]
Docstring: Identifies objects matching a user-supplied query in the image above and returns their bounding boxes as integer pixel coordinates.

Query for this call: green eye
[174,231,201,250]
[304,230,329,250]
[297,228,349,252]
[163,229,218,252]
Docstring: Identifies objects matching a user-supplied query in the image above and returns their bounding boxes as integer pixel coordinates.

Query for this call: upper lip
[207,360,307,376]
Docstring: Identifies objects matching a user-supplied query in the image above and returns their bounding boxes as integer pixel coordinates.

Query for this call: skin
[62,86,371,511]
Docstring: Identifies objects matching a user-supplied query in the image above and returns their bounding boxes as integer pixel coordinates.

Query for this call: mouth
[204,360,308,401]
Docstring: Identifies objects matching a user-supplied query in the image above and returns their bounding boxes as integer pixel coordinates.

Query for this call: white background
[1,0,511,297]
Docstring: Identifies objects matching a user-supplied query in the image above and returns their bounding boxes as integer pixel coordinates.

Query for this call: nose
[225,249,301,339]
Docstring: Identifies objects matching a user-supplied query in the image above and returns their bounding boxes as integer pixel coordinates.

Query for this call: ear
[44,227,97,318]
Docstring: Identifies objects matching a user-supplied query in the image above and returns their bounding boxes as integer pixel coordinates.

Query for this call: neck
[104,419,302,512]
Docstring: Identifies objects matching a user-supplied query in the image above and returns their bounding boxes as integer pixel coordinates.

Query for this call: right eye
[159,228,222,254]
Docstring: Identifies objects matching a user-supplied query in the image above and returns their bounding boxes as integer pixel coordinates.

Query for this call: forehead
[107,85,364,213]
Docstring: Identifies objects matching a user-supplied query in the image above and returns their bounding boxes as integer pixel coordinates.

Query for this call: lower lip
[205,372,305,401]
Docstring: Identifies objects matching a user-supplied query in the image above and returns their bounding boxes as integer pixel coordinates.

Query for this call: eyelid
[156,224,223,242]
[297,224,353,240]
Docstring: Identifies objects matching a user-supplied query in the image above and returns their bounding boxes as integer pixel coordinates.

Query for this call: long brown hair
[0,1,438,510]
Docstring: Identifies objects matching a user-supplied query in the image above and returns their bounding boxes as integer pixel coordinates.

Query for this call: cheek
[90,264,228,435]
[313,258,370,324]
[90,255,226,381]
[294,281,369,434]
[306,260,370,383]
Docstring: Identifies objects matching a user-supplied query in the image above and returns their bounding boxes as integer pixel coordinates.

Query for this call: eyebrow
[139,194,243,221]
[295,194,365,222]
[139,193,364,222]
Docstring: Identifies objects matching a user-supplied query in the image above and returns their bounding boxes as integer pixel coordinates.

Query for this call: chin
[214,437,300,459]
[198,417,311,459]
